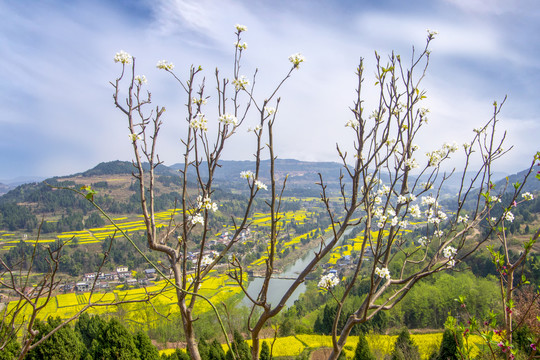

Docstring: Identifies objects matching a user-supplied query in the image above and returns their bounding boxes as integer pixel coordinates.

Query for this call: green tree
[260,341,271,360]
[75,312,106,351]
[134,331,160,360]
[390,328,420,360]
[85,211,105,228]
[0,325,21,360]
[436,329,462,360]
[75,314,143,360]
[226,330,251,360]
[100,318,140,359]
[353,332,375,360]
[26,316,85,360]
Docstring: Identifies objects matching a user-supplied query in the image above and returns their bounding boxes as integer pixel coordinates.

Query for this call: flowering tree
[111,24,306,360]
[445,182,539,360]
[109,25,537,360]
[311,31,539,359]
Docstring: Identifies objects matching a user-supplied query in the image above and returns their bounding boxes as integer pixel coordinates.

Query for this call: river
[241,228,353,308]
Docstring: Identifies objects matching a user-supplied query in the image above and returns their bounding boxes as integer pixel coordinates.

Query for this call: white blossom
[235,24,248,32]
[218,113,238,126]
[192,97,207,106]
[234,41,248,50]
[410,204,422,218]
[375,267,391,280]
[443,245,457,268]
[114,50,132,64]
[190,113,208,131]
[397,195,408,204]
[457,214,469,224]
[442,142,459,153]
[134,75,147,84]
[398,220,408,229]
[232,75,250,91]
[490,195,501,203]
[128,133,142,142]
[190,213,205,226]
[248,125,262,132]
[318,273,339,289]
[240,170,254,179]
[443,246,457,259]
[374,208,384,219]
[377,216,387,229]
[378,185,391,196]
[522,192,534,201]
[504,211,514,223]
[438,211,448,221]
[420,108,430,123]
[418,236,428,246]
[197,196,218,212]
[405,158,419,170]
[200,255,212,267]
[426,150,443,166]
[369,110,382,122]
[156,60,174,70]
[255,180,268,190]
[345,119,360,129]
[421,196,437,207]
[428,216,440,224]
[288,53,305,68]
[264,106,276,115]
[391,217,399,227]
[421,182,433,190]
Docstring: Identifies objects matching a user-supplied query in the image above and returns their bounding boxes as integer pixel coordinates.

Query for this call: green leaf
[81,185,97,201]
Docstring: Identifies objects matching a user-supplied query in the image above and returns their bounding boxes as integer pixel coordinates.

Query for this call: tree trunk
[251,335,260,360]
[179,296,201,360]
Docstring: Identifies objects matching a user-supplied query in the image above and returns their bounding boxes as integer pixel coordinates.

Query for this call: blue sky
[1,0,539,181]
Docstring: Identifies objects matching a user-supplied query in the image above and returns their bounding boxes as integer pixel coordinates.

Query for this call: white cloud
[0,0,538,179]
[443,0,538,15]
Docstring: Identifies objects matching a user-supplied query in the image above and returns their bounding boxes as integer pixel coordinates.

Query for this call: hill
[0,159,538,233]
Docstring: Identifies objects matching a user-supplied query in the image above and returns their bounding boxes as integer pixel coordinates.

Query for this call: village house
[76,282,90,292]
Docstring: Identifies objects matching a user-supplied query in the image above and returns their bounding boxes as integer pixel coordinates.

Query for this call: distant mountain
[170,158,345,196]
[76,160,175,177]
[415,170,509,199]
[0,183,10,196]
[0,176,48,195]
[495,168,540,193]
[2,159,538,210]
